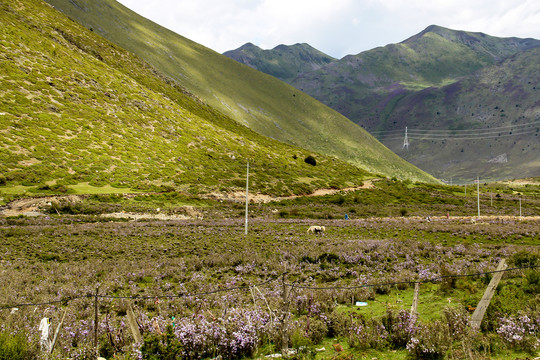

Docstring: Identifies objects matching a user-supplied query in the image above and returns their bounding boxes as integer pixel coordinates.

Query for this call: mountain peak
[402,24,456,42]
[238,42,261,51]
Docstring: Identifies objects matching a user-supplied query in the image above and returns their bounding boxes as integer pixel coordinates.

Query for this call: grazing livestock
[307,225,325,234]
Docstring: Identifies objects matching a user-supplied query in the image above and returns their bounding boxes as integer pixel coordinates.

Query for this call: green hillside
[0,0,376,196]
[223,42,336,82]
[43,0,437,184]
[376,46,540,182]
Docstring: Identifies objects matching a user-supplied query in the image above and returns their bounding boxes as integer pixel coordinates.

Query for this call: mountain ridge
[223,42,336,82]
[225,25,540,182]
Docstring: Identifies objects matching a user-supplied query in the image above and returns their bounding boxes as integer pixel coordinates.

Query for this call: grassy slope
[43,0,437,184]
[223,42,336,82]
[0,0,377,196]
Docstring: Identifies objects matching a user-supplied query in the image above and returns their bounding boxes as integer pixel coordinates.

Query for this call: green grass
[67,183,135,194]
[1,0,377,196]
[43,0,438,184]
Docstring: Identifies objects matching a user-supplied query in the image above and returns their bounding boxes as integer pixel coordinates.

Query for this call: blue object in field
[344,214,349,220]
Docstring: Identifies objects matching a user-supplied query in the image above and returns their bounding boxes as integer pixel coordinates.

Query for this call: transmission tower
[402,126,409,150]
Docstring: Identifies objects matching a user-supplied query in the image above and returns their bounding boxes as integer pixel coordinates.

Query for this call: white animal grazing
[307,225,326,234]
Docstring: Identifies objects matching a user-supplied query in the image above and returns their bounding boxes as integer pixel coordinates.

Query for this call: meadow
[0,180,539,359]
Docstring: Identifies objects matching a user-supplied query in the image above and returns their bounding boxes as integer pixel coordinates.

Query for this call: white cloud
[117,0,540,58]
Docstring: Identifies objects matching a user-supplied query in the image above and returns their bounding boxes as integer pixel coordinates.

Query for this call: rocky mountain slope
[226,25,540,182]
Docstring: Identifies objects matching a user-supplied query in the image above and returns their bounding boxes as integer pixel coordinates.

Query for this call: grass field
[1,181,538,359]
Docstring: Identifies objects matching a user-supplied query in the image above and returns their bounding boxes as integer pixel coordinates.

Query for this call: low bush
[304,156,316,166]
[0,331,39,360]
[406,320,450,359]
[141,325,183,360]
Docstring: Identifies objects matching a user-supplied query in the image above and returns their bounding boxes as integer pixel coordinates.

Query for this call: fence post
[94,287,99,358]
[127,303,142,343]
[281,273,289,352]
[50,306,68,354]
[410,282,420,319]
[471,259,507,331]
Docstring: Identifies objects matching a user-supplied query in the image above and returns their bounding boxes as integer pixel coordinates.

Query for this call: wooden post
[245,161,249,235]
[410,282,420,319]
[471,259,507,331]
[94,287,98,356]
[127,303,142,343]
[281,273,288,352]
[253,286,274,323]
[50,306,68,354]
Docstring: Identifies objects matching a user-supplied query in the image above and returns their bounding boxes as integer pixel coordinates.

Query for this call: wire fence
[2,264,538,311]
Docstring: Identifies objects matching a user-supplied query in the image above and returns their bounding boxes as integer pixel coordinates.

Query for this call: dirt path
[207,180,376,203]
[0,196,79,217]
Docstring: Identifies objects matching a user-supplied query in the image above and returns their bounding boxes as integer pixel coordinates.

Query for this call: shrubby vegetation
[1,194,539,359]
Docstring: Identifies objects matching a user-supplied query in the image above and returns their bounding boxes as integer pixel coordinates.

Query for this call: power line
[382,129,538,141]
[369,120,540,135]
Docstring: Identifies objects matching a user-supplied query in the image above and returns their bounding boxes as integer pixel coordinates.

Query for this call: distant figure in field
[307,225,325,234]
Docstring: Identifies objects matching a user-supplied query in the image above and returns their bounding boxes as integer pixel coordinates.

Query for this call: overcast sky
[117,0,540,59]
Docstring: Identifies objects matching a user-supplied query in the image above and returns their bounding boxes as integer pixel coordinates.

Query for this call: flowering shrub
[406,321,450,359]
[168,308,273,359]
[140,325,183,360]
[496,313,540,353]
[326,310,351,338]
[1,214,539,359]
[443,307,469,340]
[382,309,417,348]
[349,317,388,350]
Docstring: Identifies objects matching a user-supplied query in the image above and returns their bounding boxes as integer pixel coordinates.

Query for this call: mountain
[0,0,373,196]
[223,43,336,82]
[375,46,540,182]
[290,25,540,125]
[43,0,437,184]
[226,25,540,182]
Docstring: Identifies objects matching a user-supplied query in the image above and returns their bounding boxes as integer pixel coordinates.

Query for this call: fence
[2,263,538,356]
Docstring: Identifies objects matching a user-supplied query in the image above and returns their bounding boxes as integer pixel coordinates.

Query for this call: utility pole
[476,177,480,218]
[402,126,409,151]
[245,161,249,235]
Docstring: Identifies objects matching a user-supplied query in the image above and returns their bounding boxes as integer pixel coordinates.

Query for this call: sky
[116,0,540,59]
